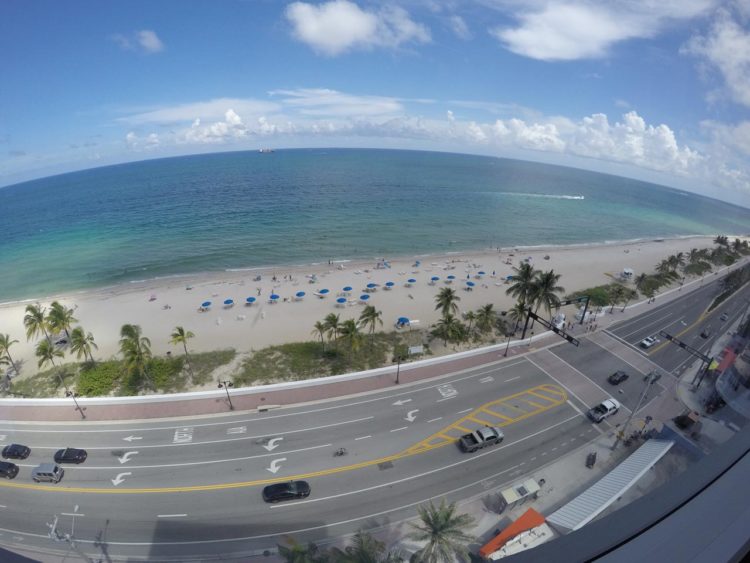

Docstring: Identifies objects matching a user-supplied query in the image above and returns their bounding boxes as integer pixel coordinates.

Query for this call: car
[700,326,712,339]
[608,370,629,385]
[2,443,31,459]
[262,480,311,503]
[54,338,67,347]
[720,313,729,322]
[639,336,658,349]
[586,398,621,423]
[31,463,64,483]
[53,448,87,464]
[0,461,19,479]
[458,426,504,453]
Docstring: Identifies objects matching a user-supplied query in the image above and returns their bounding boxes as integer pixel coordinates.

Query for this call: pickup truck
[586,398,621,423]
[458,426,504,453]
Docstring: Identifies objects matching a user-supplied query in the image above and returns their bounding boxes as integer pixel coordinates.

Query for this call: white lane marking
[427,417,443,423]
[227,426,247,435]
[157,514,187,518]
[405,410,419,422]
[60,513,85,517]
[123,435,142,442]
[271,413,582,510]
[456,408,473,414]
[111,472,131,486]
[561,442,568,447]
[173,427,194,444]
[117,451,139,464]
[541,452,547,456]
[618,311,673,339]
[436,396,456,403]
[505,376,520,382]
[390,427,408,433]
[0,360,528,434]
[566,400,584,416]
[262,437,283,451]
[31,443,334,471]
[25,417,373,451]
[266,458,286,474]
[530,457,536,461]
[552,447,558,451]
[354,436,371,441]
[479,376,494,383]
[0,435,6,442]
[586,335,670,379]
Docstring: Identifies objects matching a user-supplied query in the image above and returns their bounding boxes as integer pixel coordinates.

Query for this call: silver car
[31,463,64,483]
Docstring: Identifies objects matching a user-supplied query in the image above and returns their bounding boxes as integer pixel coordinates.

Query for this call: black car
[2,444,31,459]
[608,370,629,385]
[0,461,19,479]
[54,448,87,464]
[262,480,311,503]
[700,326,712,339]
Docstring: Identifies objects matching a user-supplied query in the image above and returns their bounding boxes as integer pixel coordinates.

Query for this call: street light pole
[612,372,657,450]
[504,332,512,357]
[65,391,85,420]
[218,380,234,410]
[395,356,401,385]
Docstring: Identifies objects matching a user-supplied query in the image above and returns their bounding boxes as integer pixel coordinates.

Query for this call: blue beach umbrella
[397,317,410,325]
[296,291,306,298]
[270,294,280,300]
[385,281,395,288]
[431,276,439,282]
[366,283,377,289]
[223,299,234,306]
[478,271,486,276]
[466,281,475,287]
[447,275,456,280]
[343,286,353,292]
[245,297,256,304]
[201,301,212,308]
[360,294,370,301]
[336,297,347,304]
[319,288,330,295]
[408,278,417,283]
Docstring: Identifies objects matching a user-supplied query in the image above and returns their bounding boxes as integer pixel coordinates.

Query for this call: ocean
[1,148,748,302]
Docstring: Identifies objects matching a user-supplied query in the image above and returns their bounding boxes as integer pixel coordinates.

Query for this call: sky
[2,0,750,207]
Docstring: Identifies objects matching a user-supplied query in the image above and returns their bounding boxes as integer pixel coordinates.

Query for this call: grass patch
[188,349,236,385]
[9,364,77,398]
[233,333,409,386]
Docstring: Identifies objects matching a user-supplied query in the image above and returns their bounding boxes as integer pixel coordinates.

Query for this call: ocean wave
[500,192,585,200]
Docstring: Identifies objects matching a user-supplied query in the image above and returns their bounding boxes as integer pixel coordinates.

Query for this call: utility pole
[47,515,93,562]
[612,372,658,450]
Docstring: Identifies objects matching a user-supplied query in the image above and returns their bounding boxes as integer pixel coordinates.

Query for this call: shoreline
[0,233,731,308]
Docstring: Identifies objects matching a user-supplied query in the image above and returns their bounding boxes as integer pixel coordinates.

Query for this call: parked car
[2,443,31,459]
[639,336,658,349]
[457,426,504,453]
[262,480,311,503]
[586,399,621,423]
[31,463,64,483]
[720,313,729,322]
[700,326,712,339]
[54,448,87,464]
[608,370,629,385]
[0,461,19,479]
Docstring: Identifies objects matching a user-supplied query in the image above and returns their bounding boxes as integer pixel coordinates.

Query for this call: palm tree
[732,238,743,254]
[358,305,383,344]
[507,301,527,334]
[687,248,702,266]
[69,327,97,364]
[0,334,19,373]
[277,536,325,563]
[633,273,648,291]
[324,313,341,343]
[35,339,68,393]
[532,270,564,319]
[434,287,460,318]
[475,304,495,334]
[655,259,672,276]
[170,326,195,380]
[47,301,77,340]
[408,500,475,563]
[714,235,729,247]
[339,319,363,358]
[119,324,153,390]
[311,321,327,345]
[24,303,50,342]
[608,284,627,313]
[463,311,477,334]
[329,530,404,562]
[505,261,538,306]
[432,314,465,346]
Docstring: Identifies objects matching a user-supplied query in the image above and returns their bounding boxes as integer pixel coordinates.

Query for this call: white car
[587,398,621,423]
[640,336,658,349]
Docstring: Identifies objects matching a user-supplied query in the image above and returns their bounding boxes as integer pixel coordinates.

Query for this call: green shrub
[77,361,122,396]
[148,356,186,392]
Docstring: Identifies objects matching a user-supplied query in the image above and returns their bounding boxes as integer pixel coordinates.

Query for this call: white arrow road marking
[392,399,412,406]
[405,409,419,422]
[437,384,457,398]
[173,427,194,444]
[266,458,287,474]
[111,472,132,486]
[263,437,283,451]
[0,435,6,442]
[227,426,247,435]
[122,435,142,442]
[157,514,187,518]
[117,451,139,464]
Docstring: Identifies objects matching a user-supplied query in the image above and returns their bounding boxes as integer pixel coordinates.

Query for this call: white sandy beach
[0,236,729,384]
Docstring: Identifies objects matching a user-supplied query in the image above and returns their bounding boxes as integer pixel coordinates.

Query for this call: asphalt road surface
[0,275,746,561]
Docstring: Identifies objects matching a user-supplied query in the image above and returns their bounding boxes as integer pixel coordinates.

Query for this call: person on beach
[257,287,261,296]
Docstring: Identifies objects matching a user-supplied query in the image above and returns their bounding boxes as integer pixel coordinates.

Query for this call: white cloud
[111,29,165,54]
[492,118,565,151]
[181,109,250,144]
[270,88,403,116]
[682,6,750,107]
[449,15,471,39]
[118,98,281,125]
[491,0,717,61]
[125,131,160,150]
[285,1,430,55]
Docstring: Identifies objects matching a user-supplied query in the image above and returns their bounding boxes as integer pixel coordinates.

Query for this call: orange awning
[717,349,736,373]
[478,507,546,559]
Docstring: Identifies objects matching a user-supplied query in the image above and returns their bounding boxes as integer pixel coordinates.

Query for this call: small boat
[258,148,274,153]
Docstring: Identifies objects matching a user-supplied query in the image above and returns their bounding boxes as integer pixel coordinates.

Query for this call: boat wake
[501,192,585,200]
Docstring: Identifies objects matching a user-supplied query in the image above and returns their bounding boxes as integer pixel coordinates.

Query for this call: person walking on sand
[257,287,261,296]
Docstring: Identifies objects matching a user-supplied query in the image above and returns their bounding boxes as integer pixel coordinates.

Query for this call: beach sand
[0,236,725,386]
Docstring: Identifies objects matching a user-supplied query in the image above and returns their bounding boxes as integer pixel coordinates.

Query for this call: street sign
[528,311,580,346]
[658,330,711,363]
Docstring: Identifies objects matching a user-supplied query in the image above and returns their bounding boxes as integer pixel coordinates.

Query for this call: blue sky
[2,0,750,207]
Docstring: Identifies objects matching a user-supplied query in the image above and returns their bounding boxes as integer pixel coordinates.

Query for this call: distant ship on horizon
[258,148,274,153]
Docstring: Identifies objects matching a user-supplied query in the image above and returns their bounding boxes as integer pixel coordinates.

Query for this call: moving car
[262,480,311,503]
[586,398,621,423]
[54,448,87,464]
[2,443,31,459]
[31,463,64,483]
[700,326,712,339]
[0,461,19,479]
[458,426,504,453]
[608,370,629,385]
[720,313,729,322]
[639,336,658,349]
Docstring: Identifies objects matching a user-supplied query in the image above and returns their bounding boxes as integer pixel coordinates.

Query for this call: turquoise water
[1,148,748,302]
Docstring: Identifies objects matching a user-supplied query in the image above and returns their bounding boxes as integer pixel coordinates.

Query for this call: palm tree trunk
[183,342,194,379]
[6,352,17,373]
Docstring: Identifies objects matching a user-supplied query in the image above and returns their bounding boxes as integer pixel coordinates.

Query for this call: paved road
[0,274,747,560]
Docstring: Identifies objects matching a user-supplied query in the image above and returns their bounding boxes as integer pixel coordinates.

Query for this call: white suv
[587,398,621,423]
[640,336,658,349]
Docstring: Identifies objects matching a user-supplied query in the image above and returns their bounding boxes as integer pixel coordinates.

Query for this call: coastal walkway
[0,258,746,422]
